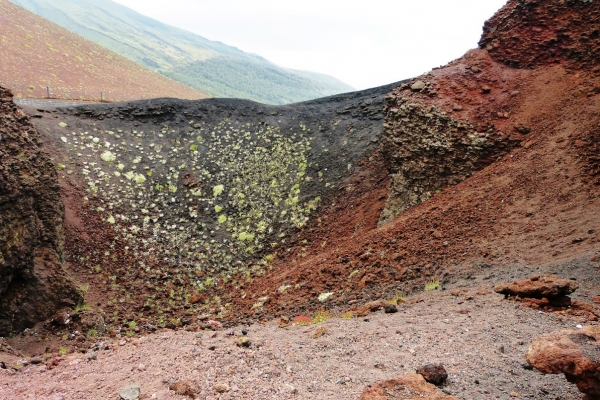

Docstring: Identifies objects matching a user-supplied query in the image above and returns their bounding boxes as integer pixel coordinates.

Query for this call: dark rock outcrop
[527,326,600,397]
[0,87,81,335]
[479,0,600,69]
[416,364,448,386]
[379,97,514,224]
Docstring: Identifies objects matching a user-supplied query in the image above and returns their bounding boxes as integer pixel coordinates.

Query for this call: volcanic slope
[13,0,600,334]
[0,0,208,102]
[10,0,355,105]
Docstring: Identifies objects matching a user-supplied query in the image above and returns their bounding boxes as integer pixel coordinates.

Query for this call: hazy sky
[111,0,507,89]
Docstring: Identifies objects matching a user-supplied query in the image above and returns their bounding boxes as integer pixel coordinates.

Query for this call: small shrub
[87,329,97,337]
[388,292,407,305]
[341,311,355,319]
[312,309,331,324]
[425,279,441,291]
[128,321,137,328]
[58,347,68,355]
[74,303,90,313]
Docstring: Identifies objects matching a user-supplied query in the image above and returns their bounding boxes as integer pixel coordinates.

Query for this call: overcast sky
[111,0,507,90]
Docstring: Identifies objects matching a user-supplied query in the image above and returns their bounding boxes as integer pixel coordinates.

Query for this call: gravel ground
[0,282,585,400]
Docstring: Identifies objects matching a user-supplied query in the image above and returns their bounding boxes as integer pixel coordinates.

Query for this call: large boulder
[494,275,578,299]
[526,326,600,397]
[358,373,458,400]
[0,87,81,335]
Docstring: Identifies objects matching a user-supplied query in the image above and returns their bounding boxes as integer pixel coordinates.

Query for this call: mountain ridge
[10,0,355,105]
[0,0,208,102]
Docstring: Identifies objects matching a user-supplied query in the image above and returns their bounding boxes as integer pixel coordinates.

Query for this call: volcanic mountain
[0,0,599,398]
[10,0,355,105]
[0,0,208,102]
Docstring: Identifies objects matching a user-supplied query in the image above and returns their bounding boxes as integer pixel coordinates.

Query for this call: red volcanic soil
[0,0,208,102]
[215,10,600,320]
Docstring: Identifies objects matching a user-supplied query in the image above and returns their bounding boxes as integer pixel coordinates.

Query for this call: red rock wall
[479,0,600,69]
[0,87,81,335]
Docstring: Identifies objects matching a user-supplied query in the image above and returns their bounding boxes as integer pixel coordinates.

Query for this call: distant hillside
[0,0,208,102]
[9,0,355,105]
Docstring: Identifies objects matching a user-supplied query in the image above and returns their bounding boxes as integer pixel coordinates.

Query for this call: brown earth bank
[0,0,208,102]
[1,0,600,398]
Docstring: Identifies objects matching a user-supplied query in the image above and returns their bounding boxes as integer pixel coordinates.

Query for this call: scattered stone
[356,300,389,317]
[592,296,600,304]
[86,352,97,361]
[213,383,230,393]
[416,364,448,385]
[509,392,519,397]
[452,104,463,111]
[197,314,210,321]
[481,86,492,94]
[30,357,43,365]
[358,373,458,400]
[313,327,327,339]
[384,304,398,314]
[169,381,196,398]
[285,384,297,394]
[136,363,145,371]
[494,275,578,299]
[119,385,141,400]
[515,124,532,134]
[279,316,291,328]
[188,294,202,304]
[195,333,203,339]
[205,320,223,330]
[527,326,600,397]
[236,337,251,348]
[411,80,426,91]
[241,327,248,336]
[471,66,482,73]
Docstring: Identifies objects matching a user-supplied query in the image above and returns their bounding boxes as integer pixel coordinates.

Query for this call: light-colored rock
[411,81,426,91]
[119,385,140,400]
[214,383,230,393]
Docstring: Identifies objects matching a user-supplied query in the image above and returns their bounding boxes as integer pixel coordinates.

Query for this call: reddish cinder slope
[217,0,600,319]
[0,0,208,102]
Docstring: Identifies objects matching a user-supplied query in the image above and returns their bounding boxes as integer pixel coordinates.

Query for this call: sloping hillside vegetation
[10,0,355,105]
[0,0,208,102]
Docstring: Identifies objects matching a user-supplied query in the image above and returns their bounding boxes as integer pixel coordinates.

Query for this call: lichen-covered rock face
[0,87,81,335]
[527,326,600,397]
[479,0,600,69]
[379,97,513,225]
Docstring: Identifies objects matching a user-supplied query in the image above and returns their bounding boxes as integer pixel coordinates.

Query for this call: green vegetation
[388,292,407,305]
[74,303,90,313]
[12,0,354,104]
[425,279,442,291]
[312,309,331,324]
[58,347,68,355]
